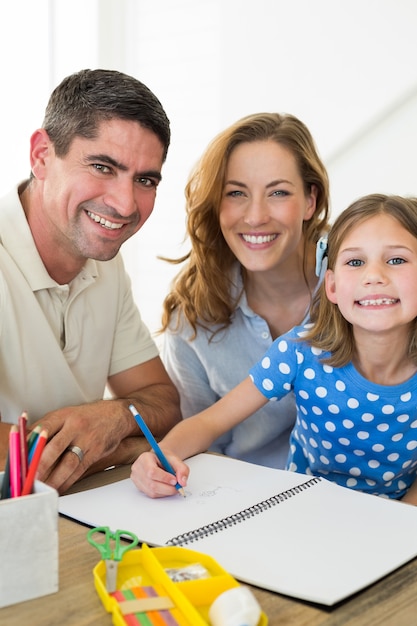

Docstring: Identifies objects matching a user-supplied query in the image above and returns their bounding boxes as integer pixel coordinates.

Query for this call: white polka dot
[299,390,309,399]
[349,467,361,476]
[308,452,316,463]
[401,392,411,402]
[301,419,308,430]
[335,380,346,391]
[311,406,323,415]
[261,356,271,369]
[377,423,389,432]
[382,405,395,414]
[311,423,319,433]
[311,346,322,356]
[372,443,384,452]
[398,480,407,490]
[353,449,365,456]
[262,378,274,391]
[288,462,297,471]
[309,438,318,448]
[325,421,336,432]
[323,364,333,373]
[406,440,417,450]
[322,440,332,449]
[361,413,374,422]
[346,478,358,487]
[319,455,330,465]
[278,340,288,352]
[279,363,290,374]
[304,368,315,380]
[296,351,304,364]
[283,382,291,391]
[397,414,410,423]
[402,460,412,469]
[315,386,327,398]
[382,471,395,481]
[365,478,376,486]
[367,393,379,401]
[392,433,403,442]
[299,405,308,415]
[335,454,347,463]
[368,459,380,469]
[342,419,354,429]
[347,398,359,409]
[338,438,350,446]
[411,419,417,428]
[357,431,370,440]
[387,453,399,461]
[328,404,340,414]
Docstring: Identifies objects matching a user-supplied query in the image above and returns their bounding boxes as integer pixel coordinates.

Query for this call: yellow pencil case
[93,543,268,625]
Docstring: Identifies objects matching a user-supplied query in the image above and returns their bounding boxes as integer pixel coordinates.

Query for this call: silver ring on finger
[67,445,84,463]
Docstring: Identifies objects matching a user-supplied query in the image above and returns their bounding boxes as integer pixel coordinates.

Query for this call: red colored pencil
[9,425,21,498]
[18,412,28,488]
[21,429,48,496]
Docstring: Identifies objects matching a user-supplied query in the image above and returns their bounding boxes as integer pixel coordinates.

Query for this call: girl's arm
[130,376,267,497]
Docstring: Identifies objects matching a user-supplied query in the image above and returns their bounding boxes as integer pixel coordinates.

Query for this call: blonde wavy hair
[160,112,330,337]
[306,193,417,367]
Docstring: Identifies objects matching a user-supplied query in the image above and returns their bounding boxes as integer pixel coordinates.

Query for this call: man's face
[30,118,165,270]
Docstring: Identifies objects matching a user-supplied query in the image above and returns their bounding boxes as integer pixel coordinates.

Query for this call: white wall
[1,0,417,338]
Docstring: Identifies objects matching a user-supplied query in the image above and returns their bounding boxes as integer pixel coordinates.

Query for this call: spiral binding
[167,476,322,546]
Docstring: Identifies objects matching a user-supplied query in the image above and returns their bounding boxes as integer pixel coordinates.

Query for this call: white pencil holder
[0,472,59,607]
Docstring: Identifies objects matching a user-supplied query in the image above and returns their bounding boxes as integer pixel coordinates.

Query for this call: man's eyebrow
[86,154,162,181]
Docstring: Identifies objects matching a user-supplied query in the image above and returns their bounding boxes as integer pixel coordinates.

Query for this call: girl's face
[219,140,317,274]
[325,214,417,335]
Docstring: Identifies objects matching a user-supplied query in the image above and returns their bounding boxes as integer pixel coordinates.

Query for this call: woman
[160,112,330,468]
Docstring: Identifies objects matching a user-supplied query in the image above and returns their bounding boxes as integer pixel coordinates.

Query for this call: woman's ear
[303,184,318,221]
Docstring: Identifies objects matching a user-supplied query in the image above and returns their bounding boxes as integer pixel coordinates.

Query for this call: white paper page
[59,454,311,545]
[182,478,417,605]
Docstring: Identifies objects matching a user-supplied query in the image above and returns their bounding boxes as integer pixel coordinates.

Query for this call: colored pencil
[1,447,11,499]
[18,412,28,487]
[21,429,48,496]
[27,425,42,464]
[129,404,185,497]
[9,425,21,498]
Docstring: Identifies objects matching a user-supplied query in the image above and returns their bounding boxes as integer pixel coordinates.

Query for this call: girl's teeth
[359,298,397,306]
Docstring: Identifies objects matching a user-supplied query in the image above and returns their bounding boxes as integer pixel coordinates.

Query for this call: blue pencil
[129,404,185,497]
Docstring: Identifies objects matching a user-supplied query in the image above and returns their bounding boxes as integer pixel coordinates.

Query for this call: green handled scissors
[87,526,139,592]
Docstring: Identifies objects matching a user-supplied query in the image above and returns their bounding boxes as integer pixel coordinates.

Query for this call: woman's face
[219,139,317,273]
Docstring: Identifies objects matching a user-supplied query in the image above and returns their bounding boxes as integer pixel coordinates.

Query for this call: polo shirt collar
[0,183,98,291]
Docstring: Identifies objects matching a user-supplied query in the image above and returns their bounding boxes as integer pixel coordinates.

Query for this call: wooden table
[1,465,417,626]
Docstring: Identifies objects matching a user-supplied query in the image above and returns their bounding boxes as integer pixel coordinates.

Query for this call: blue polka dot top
[249,325,417,499]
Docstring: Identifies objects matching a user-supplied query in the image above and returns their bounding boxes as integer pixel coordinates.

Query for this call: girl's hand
[130,450,189,498]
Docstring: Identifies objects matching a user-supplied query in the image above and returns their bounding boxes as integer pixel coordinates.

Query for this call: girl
[132,194,417,505]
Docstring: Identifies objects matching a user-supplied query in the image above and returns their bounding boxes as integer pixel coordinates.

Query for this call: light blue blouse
[162,264,316,469]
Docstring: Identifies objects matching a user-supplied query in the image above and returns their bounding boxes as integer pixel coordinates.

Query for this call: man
[0,69,181,493]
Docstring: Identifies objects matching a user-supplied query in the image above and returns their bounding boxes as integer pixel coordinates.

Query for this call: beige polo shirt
[0,185,159,424]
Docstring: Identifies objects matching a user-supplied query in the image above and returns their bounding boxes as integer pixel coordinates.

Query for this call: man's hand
[32,400,135,493]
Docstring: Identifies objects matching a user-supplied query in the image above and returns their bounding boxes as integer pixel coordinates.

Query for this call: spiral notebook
[59,453,417,606]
